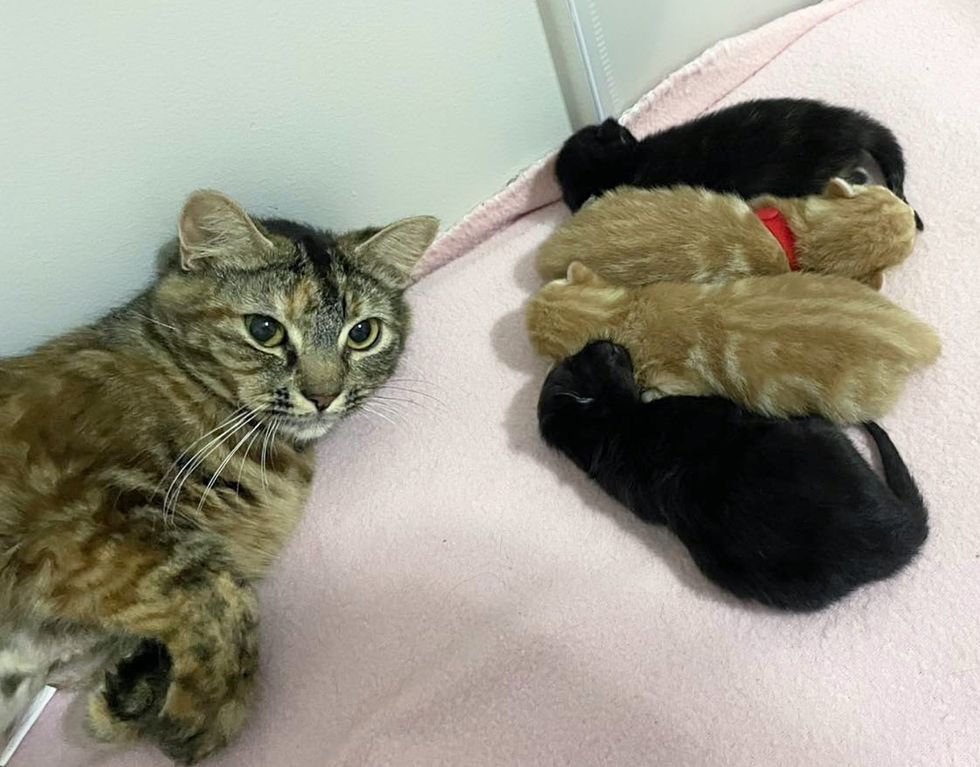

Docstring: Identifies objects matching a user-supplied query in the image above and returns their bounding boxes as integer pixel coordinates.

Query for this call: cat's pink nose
[306,392,339,412]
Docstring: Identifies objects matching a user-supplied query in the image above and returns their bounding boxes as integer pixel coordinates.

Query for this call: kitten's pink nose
[306,391,339,412]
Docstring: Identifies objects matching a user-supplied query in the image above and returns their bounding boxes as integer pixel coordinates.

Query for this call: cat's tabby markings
[0,191,438,763]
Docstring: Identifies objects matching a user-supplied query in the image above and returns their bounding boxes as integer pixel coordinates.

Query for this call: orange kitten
[527,263,940,423]
[537,179,916,290]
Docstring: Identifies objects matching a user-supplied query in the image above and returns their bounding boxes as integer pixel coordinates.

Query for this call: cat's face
[538,341,640,450]
[153,191,438,442]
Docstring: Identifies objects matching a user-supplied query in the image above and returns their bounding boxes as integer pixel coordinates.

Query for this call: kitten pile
[530,98,937,611]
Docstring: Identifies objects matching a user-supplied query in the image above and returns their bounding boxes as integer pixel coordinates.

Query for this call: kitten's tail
[864,421,929,545]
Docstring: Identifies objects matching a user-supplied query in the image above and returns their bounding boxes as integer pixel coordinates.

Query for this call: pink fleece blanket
[18,0,980,764]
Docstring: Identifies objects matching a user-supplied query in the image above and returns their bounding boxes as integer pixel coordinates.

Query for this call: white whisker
[380,384,447,407]
[237,424,264,492]
[163,405,263,523]
[197,421,263,514]
[361,404,399,428]
[131,311,178,332]
[157,407,247,492]
[162,410,253,522]
[386,376,444,392]
[372,393,424,409]
[259,419,276,488]
[267,419,283,471]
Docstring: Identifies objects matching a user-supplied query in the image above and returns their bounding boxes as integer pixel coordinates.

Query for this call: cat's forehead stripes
[283,277,321,325]
[259,218,338,281]
[298,234,335,279]
[346,294,364,319]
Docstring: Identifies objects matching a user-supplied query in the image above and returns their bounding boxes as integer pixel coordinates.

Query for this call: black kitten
[538,342,928,612]
[555,98,924,229]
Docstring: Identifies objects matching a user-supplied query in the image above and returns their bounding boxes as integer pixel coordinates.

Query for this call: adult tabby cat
[527,263,940,423]
[0,191,438,763]
[538,342,928,611]
[536,179,916,290]
[555,98,924,229]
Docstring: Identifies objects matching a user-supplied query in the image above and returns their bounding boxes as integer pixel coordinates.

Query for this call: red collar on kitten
[755,208,800,271]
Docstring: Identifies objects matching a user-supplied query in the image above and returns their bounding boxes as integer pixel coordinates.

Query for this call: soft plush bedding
[16,0,980,764]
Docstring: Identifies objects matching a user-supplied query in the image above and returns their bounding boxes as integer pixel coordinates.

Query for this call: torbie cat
[526,263,940,423]
[537,179,916,290]
[0,191,438,763]
[555,97,923,229]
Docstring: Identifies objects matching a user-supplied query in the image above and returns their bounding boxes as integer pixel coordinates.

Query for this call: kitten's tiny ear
[825,177,857,199]
[352,216,439,288]
[178,190,276,272]
[861,270,885,290]
[566,261,603,286]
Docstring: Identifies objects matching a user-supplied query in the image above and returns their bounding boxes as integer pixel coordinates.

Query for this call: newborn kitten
[526,264,940,424]
[555,98,923,230]
[537,179,916,290]
[538,341,929,611]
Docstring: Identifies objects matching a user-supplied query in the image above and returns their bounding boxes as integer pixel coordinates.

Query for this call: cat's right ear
[178,190,277,272]
[352,216,440,289]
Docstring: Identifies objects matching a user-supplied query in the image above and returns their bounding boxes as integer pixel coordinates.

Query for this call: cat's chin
[276,416,340,444]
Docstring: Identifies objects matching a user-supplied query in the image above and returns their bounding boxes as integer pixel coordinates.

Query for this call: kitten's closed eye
[553,391,595,405]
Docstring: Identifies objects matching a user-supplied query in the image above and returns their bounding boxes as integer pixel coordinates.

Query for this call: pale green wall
[0,1,570,355]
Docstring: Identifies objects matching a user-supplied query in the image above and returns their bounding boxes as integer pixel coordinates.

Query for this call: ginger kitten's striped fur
[527,264,940,423]
[537,179,916,290]
[0,191,438,762]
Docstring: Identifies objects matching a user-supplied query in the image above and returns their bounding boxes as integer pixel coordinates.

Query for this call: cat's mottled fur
[526,264,940,423]
[0,191,438,762]
[538,342,929,611]
[555,98,923,230]
[537,179,916,290]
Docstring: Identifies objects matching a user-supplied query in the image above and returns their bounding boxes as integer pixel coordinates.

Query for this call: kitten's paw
[640,388,666,403]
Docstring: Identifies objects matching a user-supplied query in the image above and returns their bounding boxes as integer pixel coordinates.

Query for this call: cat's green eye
[346,318,381,351]
[246,315,286,347]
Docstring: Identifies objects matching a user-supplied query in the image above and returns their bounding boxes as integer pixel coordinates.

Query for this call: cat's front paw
[85,639,172,744]
[85,688,141,744]
[154,686,253,764]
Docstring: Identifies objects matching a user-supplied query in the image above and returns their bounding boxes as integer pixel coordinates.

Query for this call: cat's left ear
[824,177,857,199]
[352,216,440,288]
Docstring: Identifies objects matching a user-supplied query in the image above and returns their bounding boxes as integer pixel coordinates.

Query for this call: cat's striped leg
[45,536,259,765]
